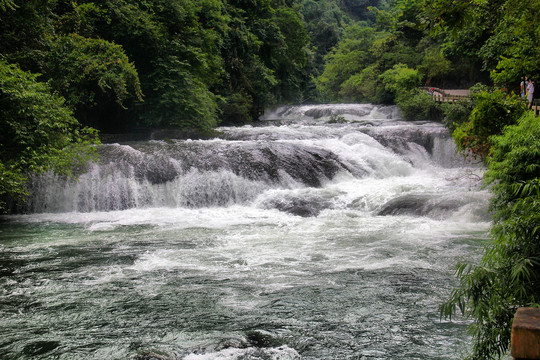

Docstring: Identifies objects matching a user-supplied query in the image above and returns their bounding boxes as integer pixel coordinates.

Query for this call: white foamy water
[0,104,489,359]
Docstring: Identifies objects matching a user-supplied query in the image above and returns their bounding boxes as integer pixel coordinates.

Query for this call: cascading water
[0,104,490,359]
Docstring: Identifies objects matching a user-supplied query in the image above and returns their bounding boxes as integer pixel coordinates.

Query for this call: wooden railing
[420,87,540,116]
[420,87,471,103]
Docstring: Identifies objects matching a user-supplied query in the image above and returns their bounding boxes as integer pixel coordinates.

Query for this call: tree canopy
[315,0,540,107]
[0,0,316,131]
[0,60,99,212]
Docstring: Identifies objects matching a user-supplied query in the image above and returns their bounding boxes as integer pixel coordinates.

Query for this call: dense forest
[1,0,540,359]
[2,0,537,134]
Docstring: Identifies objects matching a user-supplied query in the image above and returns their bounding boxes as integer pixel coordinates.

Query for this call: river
[0,104,491,359]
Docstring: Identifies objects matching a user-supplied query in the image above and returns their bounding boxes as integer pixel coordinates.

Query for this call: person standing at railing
[521,76,528,98]
[526,79,534,109]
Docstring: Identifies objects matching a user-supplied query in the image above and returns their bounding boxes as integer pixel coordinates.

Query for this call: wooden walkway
[420,87,540,116]
[420,87,471,103]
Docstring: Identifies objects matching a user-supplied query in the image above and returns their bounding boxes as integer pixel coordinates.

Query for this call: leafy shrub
[379,64,423,102]
[0,61,99,212]
[486,111,540,221]
[396,89,442,121]
[339,65,381,103]
[44,34,143,109]
[441,100,474,132]
[220,92,254,125]
[452,89,527,160]
[441,112,540,359]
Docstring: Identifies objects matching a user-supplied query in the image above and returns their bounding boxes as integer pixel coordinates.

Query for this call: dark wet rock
[262,194,331,217]
[378,194,465,217]
[246,329,281,348]
[184,142,344,188]
[216,337,248,350]
[378,194,431,216]
[23,340,60,356]
[24,140,352,212]
[0,259,21,277]
[98,141,346,188]
[97,145,179,185]
[364,126,448,156]
[304,107,370,119]
[133,352,171,360]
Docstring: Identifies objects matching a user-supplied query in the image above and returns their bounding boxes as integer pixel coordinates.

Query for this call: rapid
[0,104,491,359]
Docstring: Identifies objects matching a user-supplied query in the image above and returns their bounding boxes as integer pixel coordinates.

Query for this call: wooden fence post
[511,308,540,359]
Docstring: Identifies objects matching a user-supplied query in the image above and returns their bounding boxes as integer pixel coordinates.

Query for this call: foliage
[396,89,442,121]
[220,92,254,125]
[0,61,99,212]
[485,112,540,223]
[317,22,380,101]
[1,0,313,132]
[418,46,451,85]
[380,63,422,101]
[90,0,227,130]
[339,64,382,102]
[424,0,540,91]
[441,100,474,133]
[0,0,15,11]
[294,0,352,76]
[378,63,433,120]
[320,0,540,107]
[440,112,540,359]
[142,56,219,131]
[486,0,540,88]
[441,83,490,134]
[452,89,527,160]
[316,0,437,103]
[43,34,143,111]
[0,0,53,72]
[268,7,311,103]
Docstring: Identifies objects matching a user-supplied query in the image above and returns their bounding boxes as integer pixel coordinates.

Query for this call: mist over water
[0,104,490,359]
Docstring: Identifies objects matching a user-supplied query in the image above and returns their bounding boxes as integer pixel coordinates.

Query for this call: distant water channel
[0,104,491,359]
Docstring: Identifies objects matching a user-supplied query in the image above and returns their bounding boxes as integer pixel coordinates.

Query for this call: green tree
[89,0,226,131]
[0,0,146,132]
[317,22,379,101]
[317,0,436,103]
[218,0,311,122]
[452,89,527,160]
[0,61,99,212]
[268,7,310,103]
[142,55,220,132]
[0,0,15,11]
[340,64,382,102]
[43,34,143,116]
[379,63,422,99]
[295,0,351,75]
[488,0,540,88]
[0,0,53,73]
[379,63,441,120]
[441,112,540,359]
[219,8,277,122]
[418,46,451,85]
[341,0,388,20]
[422,0,540,90]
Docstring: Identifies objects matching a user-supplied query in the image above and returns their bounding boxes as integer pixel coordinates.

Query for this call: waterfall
[23,104,480,215]
[0,103,491,360]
